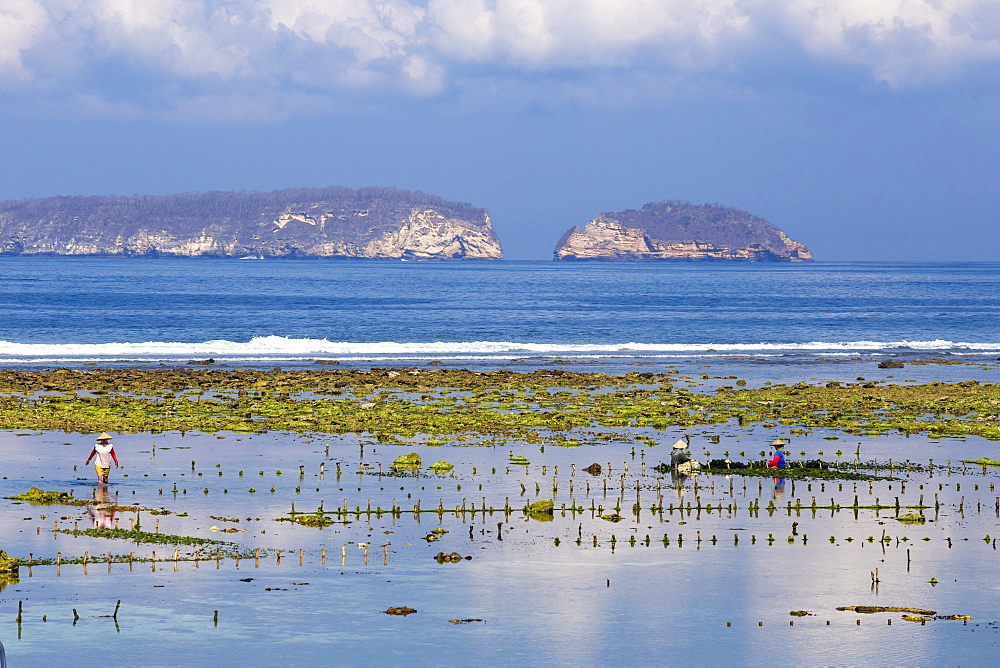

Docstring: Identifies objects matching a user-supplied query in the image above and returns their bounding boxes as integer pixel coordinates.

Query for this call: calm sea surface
[2,258,999,369]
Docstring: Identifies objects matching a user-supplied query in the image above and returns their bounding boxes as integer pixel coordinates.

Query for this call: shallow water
[2,417,999,666]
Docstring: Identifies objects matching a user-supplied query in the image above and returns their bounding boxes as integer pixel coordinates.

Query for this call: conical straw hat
[771,438,785,447]
[672,439,687,449]
[98,432,113,440]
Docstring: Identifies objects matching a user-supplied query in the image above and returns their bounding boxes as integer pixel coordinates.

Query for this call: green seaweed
[526,500,554,514]
[392,452,422,466]
[56,527,228,546]
[963,457,1000,467]
[278,508,335,528]
[383,607,417,616]
[6,486,74,503]
[0,548,20,575]
[434,552,466,563]
[837,606,936,615]
[0,369,998,450]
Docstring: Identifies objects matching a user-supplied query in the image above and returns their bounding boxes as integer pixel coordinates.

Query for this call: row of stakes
[170,456,998,502]
[84,458,1000,521]
[21,524,998,580]
[262,457,1000,518]
[13,599,961,632]
[182,456,996,479]
[12,599,219,635]
[23,543,391,574]
[40,487,1000,544]
[23,457,997,574]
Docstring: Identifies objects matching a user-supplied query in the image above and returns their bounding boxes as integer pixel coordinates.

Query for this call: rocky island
[554,200,812,261]
[0,186,502,260]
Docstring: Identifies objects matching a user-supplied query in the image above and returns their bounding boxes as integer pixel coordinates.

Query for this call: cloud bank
[1,0,998,117]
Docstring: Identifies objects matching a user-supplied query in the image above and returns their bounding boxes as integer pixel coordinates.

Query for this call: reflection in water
[773,478,786,500]
[670,470,702,504]
[87,486,116,530]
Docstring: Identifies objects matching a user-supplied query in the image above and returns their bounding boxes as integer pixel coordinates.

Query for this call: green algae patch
[429,460,454,472]
[278,511,335,528]
[6,486,74,504]
[57,527,228,547]
[383,607,417,616]
[700,460,894,481]
[963,457,1000,467]
[789,610,812,617]
[0,548,21,575]
[600,514,624,522]
[902,615,932,623]
[509,455,530,465]
[392,452,422,466]
[3,368,1000,443]
[526,500,554,514]
[526,499,554,522]
[896,514,927,524]
[838,606,937,615]
[434,552,467,563]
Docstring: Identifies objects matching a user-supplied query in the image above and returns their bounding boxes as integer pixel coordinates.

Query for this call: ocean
[3,257,998,372]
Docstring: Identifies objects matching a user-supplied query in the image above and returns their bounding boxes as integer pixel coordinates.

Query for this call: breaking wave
[0,336,998,364]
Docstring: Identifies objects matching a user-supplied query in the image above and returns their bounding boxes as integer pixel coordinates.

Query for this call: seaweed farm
[2,365,1000,665]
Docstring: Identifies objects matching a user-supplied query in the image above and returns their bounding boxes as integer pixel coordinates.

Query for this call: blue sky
[0,0,997,260]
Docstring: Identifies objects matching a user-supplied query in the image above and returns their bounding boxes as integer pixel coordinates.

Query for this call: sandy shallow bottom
[2,363,1000,666]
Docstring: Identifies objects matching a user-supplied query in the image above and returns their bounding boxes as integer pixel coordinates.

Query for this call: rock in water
[553,200,811,262]
[0,186,502,260]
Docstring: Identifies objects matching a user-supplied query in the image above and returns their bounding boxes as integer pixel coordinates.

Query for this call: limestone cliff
[554,200,812,262]
[0,186,502,260]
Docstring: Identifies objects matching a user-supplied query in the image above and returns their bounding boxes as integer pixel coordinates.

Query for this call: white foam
[0,335,998,363]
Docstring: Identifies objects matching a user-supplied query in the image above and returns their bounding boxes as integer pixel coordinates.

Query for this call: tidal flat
[1,364,999,666]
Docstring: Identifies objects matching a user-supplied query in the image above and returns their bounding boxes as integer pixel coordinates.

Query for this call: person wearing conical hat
[670,439,691,468]
[85,432,119,484]
[766,439,787,469]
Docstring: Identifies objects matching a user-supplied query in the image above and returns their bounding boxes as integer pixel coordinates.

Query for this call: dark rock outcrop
[0,186,502,260]
[554,200,811,261]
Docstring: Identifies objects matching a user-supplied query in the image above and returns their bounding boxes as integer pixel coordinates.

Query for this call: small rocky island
[554,200,812,261]
[0,186,502,260]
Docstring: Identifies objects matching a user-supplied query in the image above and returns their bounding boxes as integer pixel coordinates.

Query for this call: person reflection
[773,478,786,500]
[87,485,116,530]
[671,471,688,504]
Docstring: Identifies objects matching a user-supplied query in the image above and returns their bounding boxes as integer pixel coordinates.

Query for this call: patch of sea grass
[56,527,228,546]
[963,457,1000,467]
[837,606,937,615]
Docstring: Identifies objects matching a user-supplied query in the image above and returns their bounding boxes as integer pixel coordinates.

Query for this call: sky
[0,0,997,261]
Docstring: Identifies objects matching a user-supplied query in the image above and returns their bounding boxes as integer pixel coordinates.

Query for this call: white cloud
[0,0,49,82]
[776,0,1000,85]
[0,0,997,116]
